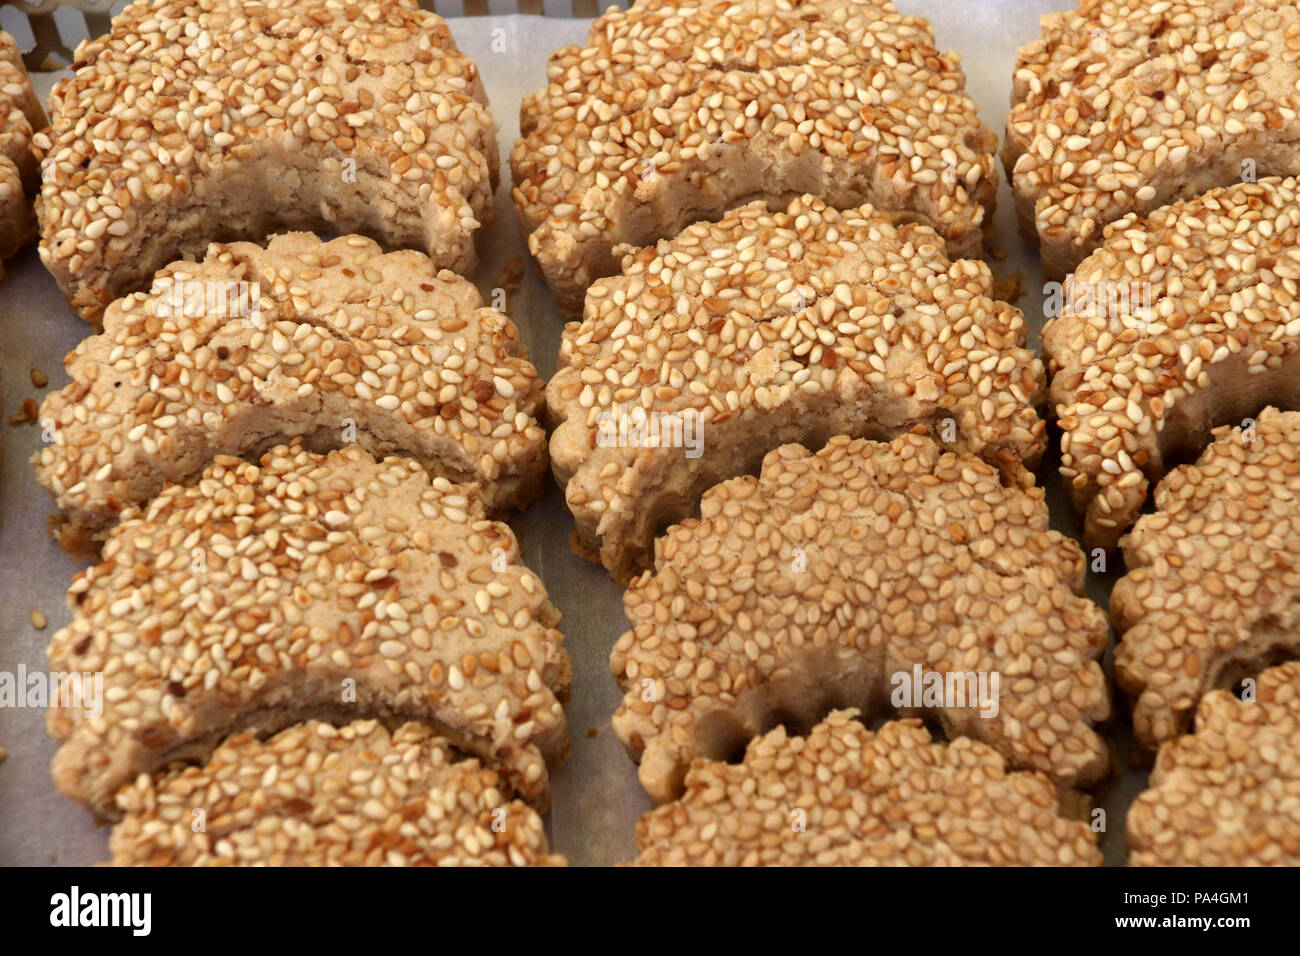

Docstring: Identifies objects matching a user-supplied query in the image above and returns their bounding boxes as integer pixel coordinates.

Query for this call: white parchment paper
[0,4,1144,867]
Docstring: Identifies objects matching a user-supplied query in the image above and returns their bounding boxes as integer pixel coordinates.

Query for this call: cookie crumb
[586,727,598,739]
[0,746,7,763]
[30,609,47,629]
[991,270,1025,304]
[990,246,1008,260]
[8,397,37,424]
[30,367,47,388]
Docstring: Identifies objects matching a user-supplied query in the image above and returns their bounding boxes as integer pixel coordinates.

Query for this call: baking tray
[0,0,1146,867]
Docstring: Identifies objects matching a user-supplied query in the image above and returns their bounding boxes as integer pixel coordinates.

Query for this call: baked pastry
[551,195,1046,583]
[1005,0,1300,277]
[631,710,1102,866]
[1044,176,1300,550]
[0,30,44,278]
[612,434,1111,803]
[34,0,497,324]
[109,720,565,866]
[1113,407,1300,751]
[48,443,571,819]
[33,232,546,557]
[513,0,998,314]
[1128,661,1300,866]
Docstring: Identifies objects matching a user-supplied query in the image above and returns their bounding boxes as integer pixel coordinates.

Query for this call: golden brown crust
[110,720,565,866]
[512,0,997,314]
[632,710,1102,866]
[611,433,1111,804]
[1128,662,1300,866]
[1112,407,1300,751]
[35,0,497,323]
[48,442,570,819]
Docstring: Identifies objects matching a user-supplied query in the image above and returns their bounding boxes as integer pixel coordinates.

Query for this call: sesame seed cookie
[34,0,497,325]
[0,30,44,278]
[631,710,1102,866]
[551,195,1046,584]
[109,720,565,866]
[33,232,547,557]
[1044,176,1300,550]
[1128,661,1300,866]
[1005,0,1300,278]
[512,0,998,315]
[612,433,1111,804]
[1112,407,1300,752]
[48,442,571,820]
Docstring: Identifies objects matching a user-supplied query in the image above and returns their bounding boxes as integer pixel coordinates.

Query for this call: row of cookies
[1009,3,1300,866]
[5,0,1296,864]
[505,0,1300,864]
[71,402,1300,865]
[0,0,570,866]
[22,0,1077,866]
[617,419,1300,865]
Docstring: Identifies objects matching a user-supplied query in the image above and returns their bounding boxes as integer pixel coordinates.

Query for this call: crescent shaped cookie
[109,720,565,866]
[632,710,1102,866]
[34,232,547,557]
[1128,661,1300,866]
[35,0,497,324]
[47,443,571,819]
[550,195,1046,583]
[1,30,44,278]
[1044,176,1300,550]
[611,434,1111,803]
[513,0,998,314]
[1006,0,1300,277]
[1113,407,1300,751]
